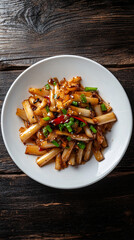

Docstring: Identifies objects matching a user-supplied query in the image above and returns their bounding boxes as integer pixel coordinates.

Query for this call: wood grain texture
[0,174,134,240]
[0,0,134,69]
[0,67,133,174]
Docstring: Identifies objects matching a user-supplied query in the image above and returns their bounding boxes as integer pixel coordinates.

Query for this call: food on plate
[16,76,117,170]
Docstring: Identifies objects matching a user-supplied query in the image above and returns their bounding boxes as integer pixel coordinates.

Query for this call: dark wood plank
[0,70,22,173]
[0,0,134,69]
[0,174,134,239]
[0,67,133,174]
[0,173,134,209]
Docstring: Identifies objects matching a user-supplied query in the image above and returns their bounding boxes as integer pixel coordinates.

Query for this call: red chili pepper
[39,147,45,151]
[51,115,66,125]
[44,96,49,100]
[44,96,51,106]
[67,115,87,125]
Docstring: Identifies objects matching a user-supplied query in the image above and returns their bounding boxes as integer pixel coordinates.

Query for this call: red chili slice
[67,115,87,125]
[39,147,45,151]
[51,115,66,125]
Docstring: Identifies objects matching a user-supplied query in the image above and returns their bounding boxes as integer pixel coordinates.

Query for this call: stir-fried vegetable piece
[45,84,51,90]
[46,105,50,113]
[101,103,107,111]
[80,122,86,127]
[72,101,78,106]
[59,123,64,131]
[69,115,87,125]
[52,140,60,147]
[46,125,52,133]
[77,141,86,149]
[43,127,48,137]
[51,115,65,125]
[43,117,50,121]
[80,94,87,103]
[67,136,71,141]
[90,125,97,133]
[64,123,73,133]
[85,87,98,91]
[62,109,67,115]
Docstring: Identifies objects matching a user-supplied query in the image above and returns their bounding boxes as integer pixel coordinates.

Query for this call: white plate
[1,55,133,189]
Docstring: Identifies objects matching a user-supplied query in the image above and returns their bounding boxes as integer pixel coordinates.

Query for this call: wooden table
[0,1,134,239]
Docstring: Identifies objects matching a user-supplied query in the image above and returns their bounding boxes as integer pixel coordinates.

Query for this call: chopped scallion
[64,123,73,132]
[64,120,74,128]
[42,127,48,137]
[72,101,78,106]
[68,121,74,127]
[85,87,98,91]
[70,117,74,122]
[43,117,50,121]
[53,81,57,86]
[46,125,52,133]
[45,84,51,90]
[46,105,50,113]
[80,94,87,103]
[59,124,64,132]
[39,89,42,91]
[62,109,67,115]
[77,141,86,149]
[67,127,73,133]
[67,136,71,141]
[80,122,86,127]
[101,103,107,111]
[52,140,60,147]
[90,125,97,133]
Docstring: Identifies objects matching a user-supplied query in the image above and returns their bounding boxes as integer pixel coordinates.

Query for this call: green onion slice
[101,103,107,111]
[80,122,86,127]
[52,140,60,147]
[45,84,51,90]
[62,109,67,115]
[72,101,78,106]
[67,127,73,133]
[77,141,86,149]
[59,124,64,132]
[42,127,48,137]
[43,117,50,121]
[80,94,87,103]
[46,105,50,113]
[70,117,74,122]
[67,136,71,141]
[64,122,73,131]
[46,125,52,133]
[68,121,74,127]
[85,87,98,91]
[64,124,73,132]
[90,125,97,133]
